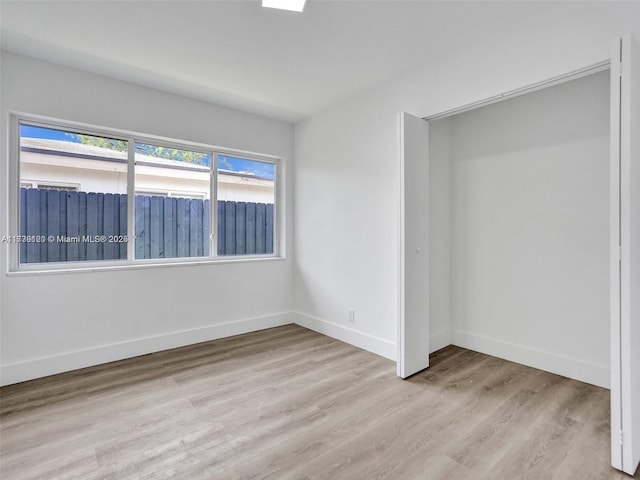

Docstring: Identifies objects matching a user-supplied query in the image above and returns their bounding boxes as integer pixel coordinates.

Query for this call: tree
[76,134,210,166]
[139,144,209,166]
[76,134,127,152]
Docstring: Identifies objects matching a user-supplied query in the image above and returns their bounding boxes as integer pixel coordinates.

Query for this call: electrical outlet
[347,309,355,323]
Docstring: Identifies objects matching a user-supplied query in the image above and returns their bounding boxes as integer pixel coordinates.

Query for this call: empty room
[1,1,640,479]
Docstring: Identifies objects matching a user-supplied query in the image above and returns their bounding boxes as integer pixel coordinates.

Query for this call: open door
[398,112,430,378]
[611,34,640,476]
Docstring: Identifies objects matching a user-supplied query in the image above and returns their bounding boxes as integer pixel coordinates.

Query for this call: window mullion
[127,139,135,261]
[211,152,219,257]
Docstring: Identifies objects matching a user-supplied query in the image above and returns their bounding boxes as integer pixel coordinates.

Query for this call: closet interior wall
[428,70,611,388]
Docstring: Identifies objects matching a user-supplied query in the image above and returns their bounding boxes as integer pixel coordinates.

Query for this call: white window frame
[8,113,282,273]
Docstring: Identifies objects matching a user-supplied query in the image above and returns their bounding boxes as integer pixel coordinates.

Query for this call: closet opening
[428,68,611,389]
[399,35,640,476]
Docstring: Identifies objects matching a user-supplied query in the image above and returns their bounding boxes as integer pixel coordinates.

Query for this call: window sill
[6,255,286,277]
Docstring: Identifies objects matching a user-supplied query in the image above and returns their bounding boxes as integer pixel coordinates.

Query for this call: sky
[21,124,275,180]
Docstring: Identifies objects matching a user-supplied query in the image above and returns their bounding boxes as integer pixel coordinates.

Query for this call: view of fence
[19,188,274,263]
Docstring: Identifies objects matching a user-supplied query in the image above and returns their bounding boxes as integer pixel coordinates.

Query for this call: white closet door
[611,34,640,475]
[397,112,430,378]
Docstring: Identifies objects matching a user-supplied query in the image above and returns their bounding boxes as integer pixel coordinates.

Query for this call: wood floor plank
[1,325,637,480]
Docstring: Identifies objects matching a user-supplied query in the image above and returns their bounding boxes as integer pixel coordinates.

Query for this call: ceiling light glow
[262,0,306,13]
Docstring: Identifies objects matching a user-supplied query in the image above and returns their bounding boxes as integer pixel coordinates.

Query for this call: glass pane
[134,142,211,259]
[19,124,128,264]
[217,155,276,256]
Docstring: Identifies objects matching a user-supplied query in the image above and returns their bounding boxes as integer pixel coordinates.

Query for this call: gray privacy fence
[19,188,274,263]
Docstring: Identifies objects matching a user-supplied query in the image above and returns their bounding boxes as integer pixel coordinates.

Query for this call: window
[216,155,276,256]
[134,142,212,260]
[18,124,128,264]
[22,181,81,191]
[12,117,280,269]
[135,190,207,200]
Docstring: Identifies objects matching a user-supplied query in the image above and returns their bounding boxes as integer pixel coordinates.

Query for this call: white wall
[293,3,640,375]
[0,51,294,385]
[446,71,610,387]
[3,3,639,387]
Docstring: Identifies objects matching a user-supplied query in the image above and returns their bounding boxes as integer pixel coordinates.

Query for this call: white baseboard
[0,312,294,387]
[6,315,603,389]
[429,329,451,354]
[292,312,397,360]
[452,329,609,389]
[293,313,451,364]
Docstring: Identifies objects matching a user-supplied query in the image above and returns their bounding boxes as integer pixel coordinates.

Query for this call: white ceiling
[0,1,591,123]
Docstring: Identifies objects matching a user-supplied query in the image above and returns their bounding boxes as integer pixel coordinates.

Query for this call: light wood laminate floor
[1,324,638,479]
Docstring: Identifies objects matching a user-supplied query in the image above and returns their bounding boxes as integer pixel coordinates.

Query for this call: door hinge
[617,62,623,78]
[620,430,624,446]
